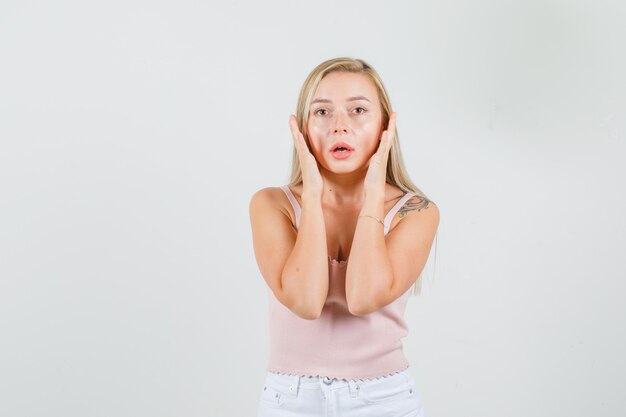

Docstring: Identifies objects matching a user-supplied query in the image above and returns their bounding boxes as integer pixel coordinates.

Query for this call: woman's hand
[364,112,396,196]
[290,115,323,199]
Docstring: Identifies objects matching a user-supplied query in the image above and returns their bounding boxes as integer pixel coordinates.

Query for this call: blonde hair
[287,57,437,296]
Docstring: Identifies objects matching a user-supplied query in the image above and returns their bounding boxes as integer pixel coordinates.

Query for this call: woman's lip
[329,141,354,152]
[331,149,353,159]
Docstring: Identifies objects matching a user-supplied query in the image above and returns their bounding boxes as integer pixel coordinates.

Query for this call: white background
[1,1,625,416]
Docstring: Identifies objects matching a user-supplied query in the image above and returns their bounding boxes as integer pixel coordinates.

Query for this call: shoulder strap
[280,185,301,228]
[383,193,415,234]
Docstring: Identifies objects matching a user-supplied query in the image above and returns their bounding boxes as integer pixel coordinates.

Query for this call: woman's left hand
[364,112,396,196]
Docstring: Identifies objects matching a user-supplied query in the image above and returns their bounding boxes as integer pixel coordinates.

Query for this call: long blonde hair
[287,57,437,296]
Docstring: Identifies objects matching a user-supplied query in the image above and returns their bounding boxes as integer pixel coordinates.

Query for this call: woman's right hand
[290,115,323,199]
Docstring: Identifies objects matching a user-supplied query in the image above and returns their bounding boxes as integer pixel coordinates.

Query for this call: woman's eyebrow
[346,96,371,102]
[311,98,332,105]
[310,96,371,105]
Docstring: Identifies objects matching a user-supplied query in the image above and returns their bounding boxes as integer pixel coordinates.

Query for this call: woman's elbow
[278,289,323,320]
[292,309,322,320]
[347,299,377,317]
[292,301,323,320]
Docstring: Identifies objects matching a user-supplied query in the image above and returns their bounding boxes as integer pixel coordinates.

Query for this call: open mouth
[330,142,354,159]
[330,142,354,153]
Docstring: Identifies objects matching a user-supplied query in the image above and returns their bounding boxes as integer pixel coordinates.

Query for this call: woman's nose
[332,113,348,134]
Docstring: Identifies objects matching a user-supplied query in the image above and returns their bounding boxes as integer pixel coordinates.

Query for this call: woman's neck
[319,169,369,206]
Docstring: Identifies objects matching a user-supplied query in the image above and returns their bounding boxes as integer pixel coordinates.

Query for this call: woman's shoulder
[387,185,437,222]
[249,186,297,224]
[389,184,435,206]
[250,184,300,200]
[251,186,289,206]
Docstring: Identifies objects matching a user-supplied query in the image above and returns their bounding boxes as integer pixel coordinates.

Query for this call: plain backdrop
[1,1,625,416]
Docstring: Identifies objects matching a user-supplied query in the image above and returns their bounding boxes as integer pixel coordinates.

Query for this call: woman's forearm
[281,194,329,320]
[346,191,394,315]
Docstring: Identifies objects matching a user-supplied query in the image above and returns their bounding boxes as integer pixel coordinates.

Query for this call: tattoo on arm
[398,195,431,219]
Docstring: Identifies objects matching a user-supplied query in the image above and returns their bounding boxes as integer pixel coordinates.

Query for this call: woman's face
[306,71,384,174]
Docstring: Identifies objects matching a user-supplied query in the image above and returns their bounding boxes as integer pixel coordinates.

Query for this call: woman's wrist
[363,183,385,199]
[360,192,385,219]
[301,191,322,207]
[358,214,384,226]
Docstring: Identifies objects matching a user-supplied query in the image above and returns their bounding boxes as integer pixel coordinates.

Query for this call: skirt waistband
[265,367,412,398]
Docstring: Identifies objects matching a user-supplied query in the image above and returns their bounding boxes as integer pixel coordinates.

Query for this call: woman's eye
[354,107,366,114]
[314,108,328,116]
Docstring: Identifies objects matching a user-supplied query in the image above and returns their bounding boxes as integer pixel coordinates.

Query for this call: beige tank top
[265,185,416,381]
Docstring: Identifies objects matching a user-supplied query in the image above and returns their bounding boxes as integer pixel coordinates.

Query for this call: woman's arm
[346,113,439,315]
[346,195,439,316]
[249,188,328,320]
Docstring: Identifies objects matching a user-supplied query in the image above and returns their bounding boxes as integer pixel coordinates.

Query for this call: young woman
[249,57,439,417]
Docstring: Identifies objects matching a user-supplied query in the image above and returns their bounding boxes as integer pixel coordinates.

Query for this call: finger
[290,115,307,154]
[375,133,393,166]
[387,112,397,135]
[383,112,397,152]
[377,130,388,151]
[289,115,302,142]
[291,115,316,173]
[378,130,392,155]
[378,112,395,140]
